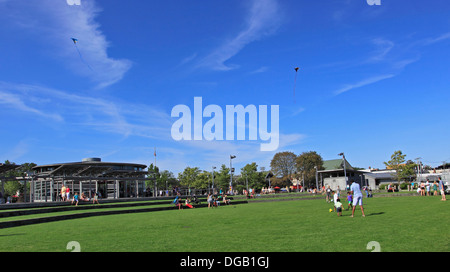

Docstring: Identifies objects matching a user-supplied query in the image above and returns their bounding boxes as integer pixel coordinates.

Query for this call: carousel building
[31,158,148,202]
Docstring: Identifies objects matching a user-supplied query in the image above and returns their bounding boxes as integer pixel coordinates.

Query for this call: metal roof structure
[32,159,148,179]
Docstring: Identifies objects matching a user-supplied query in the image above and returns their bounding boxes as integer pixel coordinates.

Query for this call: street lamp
[338,152,348,187]
[230,155,236,195]
[314,166,318,190]
[211,166,216,194]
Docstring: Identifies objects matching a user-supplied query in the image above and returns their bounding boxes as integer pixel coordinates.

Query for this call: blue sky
[0,0,449,175]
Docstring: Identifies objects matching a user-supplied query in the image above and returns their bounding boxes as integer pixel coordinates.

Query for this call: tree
[295,151,323,188]
[270,151,297,178]
[384,150,408,184]
[146,163,160,188]
[159,170,177,189]
[238,162,266,191]
[2,161,36,198]
[178,167,201,188]
[193,171,212,189]
[214,164,230,192]
[399,161,417,182]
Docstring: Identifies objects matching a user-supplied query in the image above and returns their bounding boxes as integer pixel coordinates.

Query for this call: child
[93,191,100,204]
[346,191,353,211]
[72,192,79,206]
[185,198,194,209]
[335,198,343,216]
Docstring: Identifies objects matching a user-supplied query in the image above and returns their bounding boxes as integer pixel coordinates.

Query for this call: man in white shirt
[438,177,447,201]
[350,180,365,217]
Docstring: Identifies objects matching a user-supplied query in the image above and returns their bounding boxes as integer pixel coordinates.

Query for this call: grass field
[0,195,448,252]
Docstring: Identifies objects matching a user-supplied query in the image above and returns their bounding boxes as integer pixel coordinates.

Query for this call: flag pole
[154,147,156,167]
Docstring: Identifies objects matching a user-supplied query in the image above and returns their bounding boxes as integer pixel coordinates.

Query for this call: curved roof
[32,159,147,178]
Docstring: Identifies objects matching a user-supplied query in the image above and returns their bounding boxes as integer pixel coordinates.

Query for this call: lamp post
[211,166,216,194]
[314,166,319,190]
[338,152,347,187]
[230,155,236,195]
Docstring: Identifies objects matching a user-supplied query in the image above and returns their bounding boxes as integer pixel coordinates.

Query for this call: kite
[71,37,93,71]
[293,67,300,103]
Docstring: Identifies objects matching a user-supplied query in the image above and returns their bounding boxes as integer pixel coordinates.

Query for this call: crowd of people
[412,177,447,200]
[58,185,101,206]
[172,192,232,210]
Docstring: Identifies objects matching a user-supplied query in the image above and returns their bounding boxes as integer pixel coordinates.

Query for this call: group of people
[173,195,198,210]
[60,185,100,206]
[415,177,447,200]
[207,193,231,209]
[327,181,366,217]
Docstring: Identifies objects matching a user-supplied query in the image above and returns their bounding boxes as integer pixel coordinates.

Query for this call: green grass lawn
[0,196,448,252]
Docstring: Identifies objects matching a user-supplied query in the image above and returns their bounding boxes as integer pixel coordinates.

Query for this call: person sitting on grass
[223,194,231,205]
[93,191,100,204]
[185,198,194,209]
[176,197,183,210]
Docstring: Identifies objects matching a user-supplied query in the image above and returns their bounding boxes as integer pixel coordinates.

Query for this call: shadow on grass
[367,212,385,216]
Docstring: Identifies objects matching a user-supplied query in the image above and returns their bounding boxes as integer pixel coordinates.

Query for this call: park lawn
[0,196,448,252]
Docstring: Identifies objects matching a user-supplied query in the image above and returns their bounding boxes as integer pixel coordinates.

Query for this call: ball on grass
[329,208,333,212]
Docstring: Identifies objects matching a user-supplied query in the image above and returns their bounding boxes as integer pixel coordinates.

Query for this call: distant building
[319,159,396,191]
[31,158,147,202]
[319,158,370,191]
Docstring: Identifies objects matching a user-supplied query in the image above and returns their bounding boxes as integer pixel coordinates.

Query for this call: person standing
[207,193,213,209]
[350,180,365,217]
[66,186,70,201]
[346,191,353,211]
[334,198,343,217]
[61,185,66,201]
[326,185,332,203]
[438,177,447,201]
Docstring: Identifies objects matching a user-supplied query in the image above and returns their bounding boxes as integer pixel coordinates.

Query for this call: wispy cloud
[334,74,395,96]
[0,85,63,122]
[195,0,282,71]
[331,32,450,96]
[1,0,132,89]
[368,38,395,62]
[0,81,172,140]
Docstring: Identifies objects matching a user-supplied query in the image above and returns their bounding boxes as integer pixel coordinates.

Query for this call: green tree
[158,170,178,189]
[178,167,201,188]
[295,151,323,187]
[193,171,212,189]
[270,151,297,178]
[238,162,266,191]
[146,163,160,188]
[384,150,408,184]
[214,164,230,192]
[2,161,36,198]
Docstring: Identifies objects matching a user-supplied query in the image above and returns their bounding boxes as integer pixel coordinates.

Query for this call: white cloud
[368,38,395,62]
[0,88,63,122]
[334,74,395,96]
[1,0,132,88]
[196,0,282,71]
[0,81,172,140]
